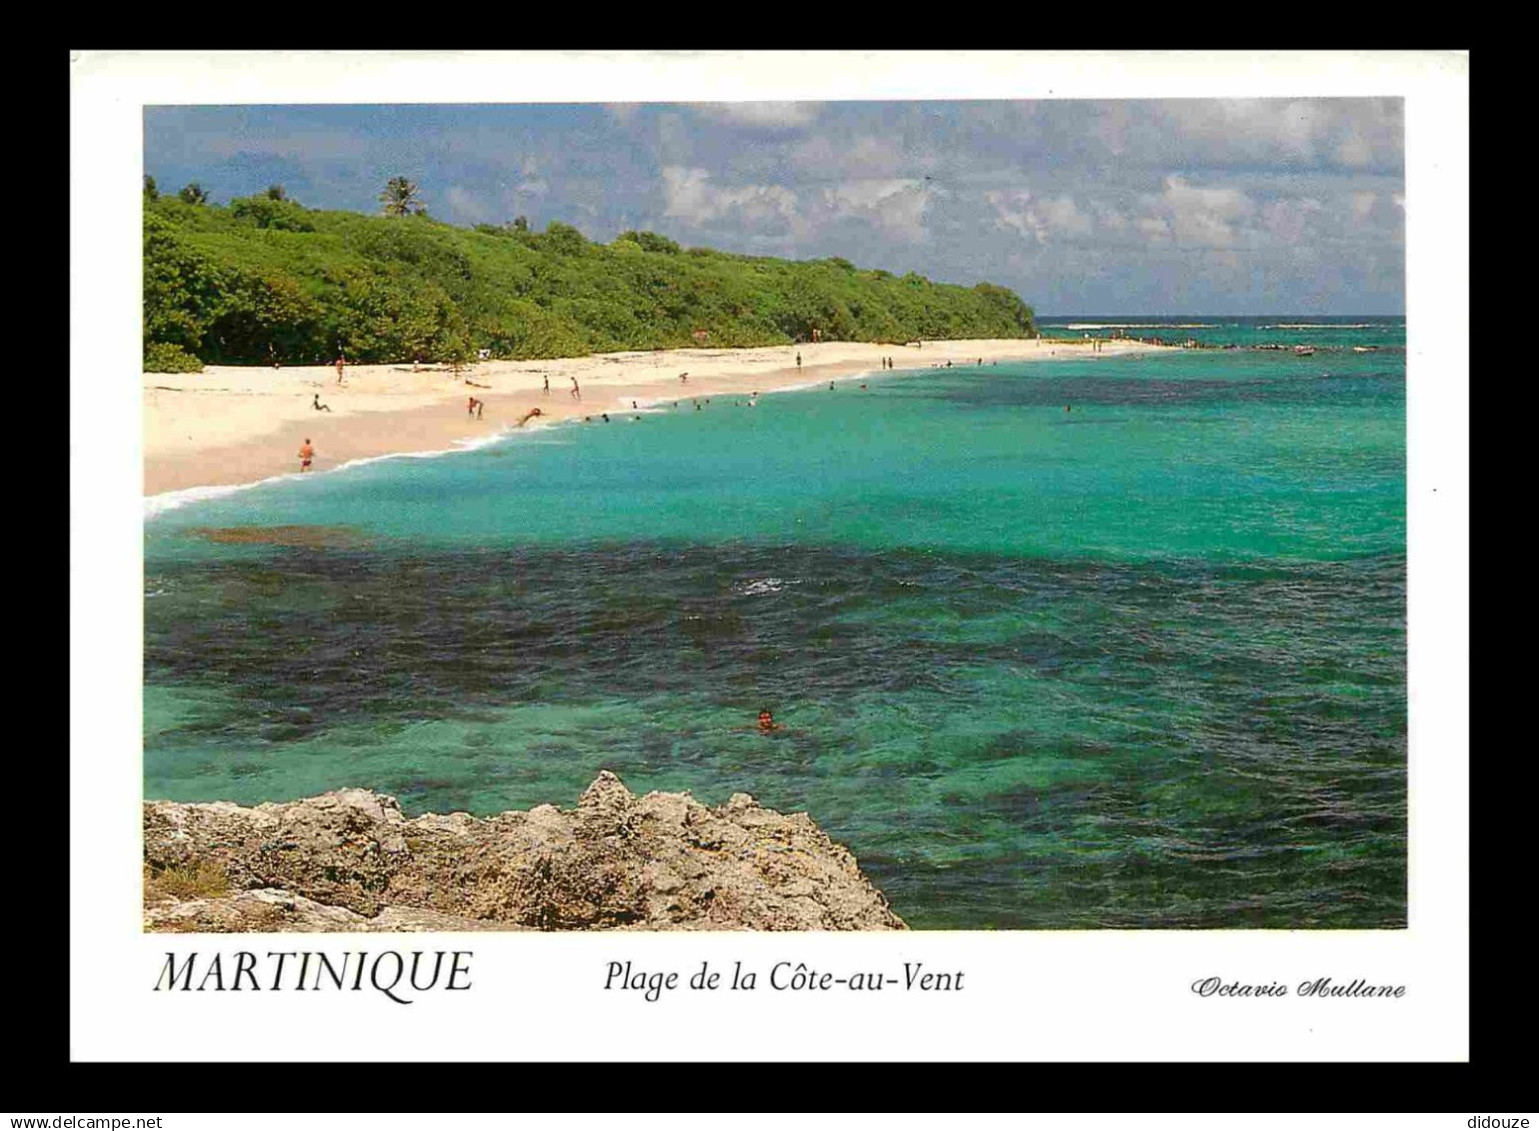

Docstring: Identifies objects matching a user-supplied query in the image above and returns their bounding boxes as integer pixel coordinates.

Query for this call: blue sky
[144,100,1404,315]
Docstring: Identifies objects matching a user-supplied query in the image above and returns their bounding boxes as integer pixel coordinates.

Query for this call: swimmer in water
[516,407,543,427]
[757,709,780,732]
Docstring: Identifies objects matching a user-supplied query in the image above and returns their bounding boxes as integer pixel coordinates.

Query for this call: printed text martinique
[154,951,472,1005]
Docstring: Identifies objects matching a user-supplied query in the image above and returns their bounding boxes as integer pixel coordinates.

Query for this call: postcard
[68,49,1469,1064]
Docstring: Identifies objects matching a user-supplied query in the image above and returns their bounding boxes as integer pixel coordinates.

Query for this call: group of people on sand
[532,372,579,398]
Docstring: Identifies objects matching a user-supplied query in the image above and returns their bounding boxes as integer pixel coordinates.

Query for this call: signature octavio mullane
[1191,975,1406,998]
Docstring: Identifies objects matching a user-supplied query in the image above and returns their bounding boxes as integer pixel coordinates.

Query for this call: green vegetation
[144,859,229,900]
[144,341,204,373]
[143,185,1036,369]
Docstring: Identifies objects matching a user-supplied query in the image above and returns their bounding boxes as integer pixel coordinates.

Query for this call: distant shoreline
[143,337,1173,502]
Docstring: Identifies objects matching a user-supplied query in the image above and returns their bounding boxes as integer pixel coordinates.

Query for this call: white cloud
[443,185,492,224]
[1037,195,1093,238]
[694,102,822,130]
[1151,98,1402,172]
[1141,176,1255,247]
[660,166,799,228]
[790,133,907,178]
[1263,196,1325,243]
[822,178,929,241]
[986,190,1093,243]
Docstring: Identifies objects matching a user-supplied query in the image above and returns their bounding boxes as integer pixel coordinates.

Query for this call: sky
[144,100,1405,316]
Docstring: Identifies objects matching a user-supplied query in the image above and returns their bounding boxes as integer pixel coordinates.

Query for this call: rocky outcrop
[143,771,906,932]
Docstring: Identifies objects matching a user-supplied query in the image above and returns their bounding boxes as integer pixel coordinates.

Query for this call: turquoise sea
[144,316,1407,929]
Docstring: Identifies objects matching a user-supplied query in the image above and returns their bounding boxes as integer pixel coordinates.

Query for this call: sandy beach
[144,337,1170,498]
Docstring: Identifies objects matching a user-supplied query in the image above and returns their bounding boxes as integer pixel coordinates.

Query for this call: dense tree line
[143,188,1037,371]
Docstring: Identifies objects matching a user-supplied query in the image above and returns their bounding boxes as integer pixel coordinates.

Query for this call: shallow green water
[145,318,1406,928]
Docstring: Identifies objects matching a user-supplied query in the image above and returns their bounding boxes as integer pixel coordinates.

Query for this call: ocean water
[144,317,1407,929]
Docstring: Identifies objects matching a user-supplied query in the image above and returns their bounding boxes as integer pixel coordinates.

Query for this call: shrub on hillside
[145,341,204,373]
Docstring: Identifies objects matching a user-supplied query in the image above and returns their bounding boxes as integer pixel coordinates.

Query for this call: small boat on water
[1294,345,1316,357]
[1352,345,1378,353]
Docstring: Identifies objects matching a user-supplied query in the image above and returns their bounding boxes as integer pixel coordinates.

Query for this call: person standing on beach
[335,353,346,383]
[298,438,314,472]
[796,352,802,368]
[680,372,689,385]
[543,374,550,396]
[570,376,581,400]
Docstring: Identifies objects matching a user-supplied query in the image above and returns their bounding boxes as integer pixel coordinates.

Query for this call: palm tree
[379,176,426,218]
[178,182,208,205]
